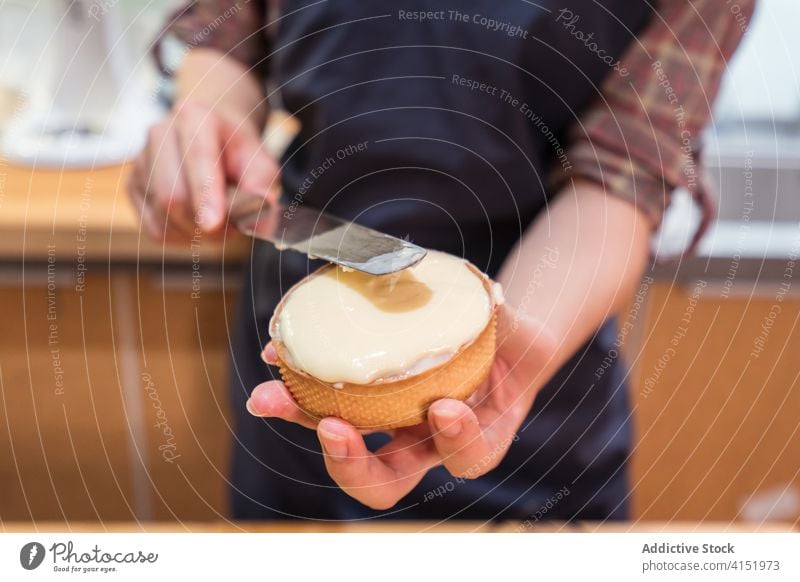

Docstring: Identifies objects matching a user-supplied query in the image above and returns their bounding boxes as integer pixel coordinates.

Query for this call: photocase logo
[20,542,46,570]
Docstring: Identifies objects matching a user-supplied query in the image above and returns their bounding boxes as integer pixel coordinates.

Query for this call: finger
[219,118,279,201]
[424,304,555,481]
[428,399,500,479]
[260,342,278,365]
[175,102,226,232]
[255,345,384,436]
[317,418,436,510]
[246,380,318,430]
[128,157,167,241]
[146,123,195,238]
[431,355,533,478]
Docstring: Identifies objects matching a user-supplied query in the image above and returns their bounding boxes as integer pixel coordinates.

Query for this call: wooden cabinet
[0,266,239,523]
[0,163,247,523]
[629,281,800,523]
[134,269,238,520]
[0,271,135,521]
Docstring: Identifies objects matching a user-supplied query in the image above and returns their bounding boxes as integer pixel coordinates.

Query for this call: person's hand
[247,302,558,510]
[128,99,279,243]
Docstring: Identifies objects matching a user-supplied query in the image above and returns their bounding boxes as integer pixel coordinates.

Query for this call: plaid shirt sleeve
[551,0,756,251]
[154,0,270,80]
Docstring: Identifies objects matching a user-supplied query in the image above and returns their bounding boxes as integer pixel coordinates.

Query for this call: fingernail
[319,428,348,460]
[261,344,277,365]
[202,206,221,230]
[245,398,260,417]
[435,410,463,438]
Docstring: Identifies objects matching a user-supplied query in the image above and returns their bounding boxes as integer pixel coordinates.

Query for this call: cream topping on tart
[271,250,497,384]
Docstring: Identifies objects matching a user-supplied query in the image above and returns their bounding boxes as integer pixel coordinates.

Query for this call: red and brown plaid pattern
[553,0,755,251]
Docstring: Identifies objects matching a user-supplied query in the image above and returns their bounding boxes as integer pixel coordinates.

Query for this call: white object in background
[714,0,800,124]
[1,0,162,168]
[740,484,800,523]
[651,188,702,259]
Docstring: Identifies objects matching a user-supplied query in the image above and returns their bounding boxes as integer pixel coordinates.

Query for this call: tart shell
[270,262,498,430]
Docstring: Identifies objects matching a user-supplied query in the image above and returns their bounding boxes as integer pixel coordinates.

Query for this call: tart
[269,250,501,430]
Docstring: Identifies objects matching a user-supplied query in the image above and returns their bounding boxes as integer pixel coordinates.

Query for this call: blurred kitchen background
[0,0,798,526]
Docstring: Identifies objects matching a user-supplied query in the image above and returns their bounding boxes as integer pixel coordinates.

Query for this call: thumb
[496,303,558,373]
[219,118,280,204]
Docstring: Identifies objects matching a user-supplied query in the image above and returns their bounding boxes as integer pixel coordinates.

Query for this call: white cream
[272,250,495,384]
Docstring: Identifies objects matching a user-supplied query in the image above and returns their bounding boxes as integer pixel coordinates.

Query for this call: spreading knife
[227,188,427,276]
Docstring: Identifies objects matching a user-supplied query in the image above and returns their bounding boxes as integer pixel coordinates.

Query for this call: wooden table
[0,163,248,262]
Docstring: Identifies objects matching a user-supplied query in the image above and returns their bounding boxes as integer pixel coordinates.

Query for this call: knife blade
[228,188,427,276]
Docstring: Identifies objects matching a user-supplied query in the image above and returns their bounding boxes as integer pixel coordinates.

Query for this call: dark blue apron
[229,0,650,521]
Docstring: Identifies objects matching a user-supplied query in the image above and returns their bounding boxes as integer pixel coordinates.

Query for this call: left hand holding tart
[248,251,558,509]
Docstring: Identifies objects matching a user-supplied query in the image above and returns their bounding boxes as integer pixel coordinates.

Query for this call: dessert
[269,250,501,430]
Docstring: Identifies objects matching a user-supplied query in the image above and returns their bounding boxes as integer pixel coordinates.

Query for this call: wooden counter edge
[1,521,796,533]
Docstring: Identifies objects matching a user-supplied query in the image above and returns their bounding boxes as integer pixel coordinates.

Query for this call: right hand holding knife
[128,99,279,244]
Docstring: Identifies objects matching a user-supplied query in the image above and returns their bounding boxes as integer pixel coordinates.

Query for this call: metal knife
[228,188,427,276]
